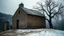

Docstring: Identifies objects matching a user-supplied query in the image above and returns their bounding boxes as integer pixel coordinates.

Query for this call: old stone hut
[12,3,46,29]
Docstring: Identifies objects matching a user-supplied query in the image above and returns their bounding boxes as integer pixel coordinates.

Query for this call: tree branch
[51,4,58,11]
[36,2,50,16]
[45,17,49,22]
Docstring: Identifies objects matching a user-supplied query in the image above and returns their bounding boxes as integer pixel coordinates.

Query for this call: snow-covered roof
[21,7,44,17]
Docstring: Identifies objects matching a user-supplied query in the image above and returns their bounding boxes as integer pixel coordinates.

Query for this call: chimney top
[19,3,24,8]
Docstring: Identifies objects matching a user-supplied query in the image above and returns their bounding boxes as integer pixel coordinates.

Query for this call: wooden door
[16,20,19,29]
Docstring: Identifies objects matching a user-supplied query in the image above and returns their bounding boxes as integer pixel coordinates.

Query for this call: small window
[19,10,20,14]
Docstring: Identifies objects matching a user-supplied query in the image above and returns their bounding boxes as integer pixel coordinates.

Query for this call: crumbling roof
[21,7,44,17]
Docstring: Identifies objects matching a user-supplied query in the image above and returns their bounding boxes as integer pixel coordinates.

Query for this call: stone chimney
[19,3,24,8]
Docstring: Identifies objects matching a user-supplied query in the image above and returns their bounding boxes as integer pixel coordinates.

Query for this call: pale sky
[0,0,64,15]
[0,0,41,15]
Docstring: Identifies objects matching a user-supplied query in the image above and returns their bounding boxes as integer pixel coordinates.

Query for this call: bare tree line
[34,0,64,28]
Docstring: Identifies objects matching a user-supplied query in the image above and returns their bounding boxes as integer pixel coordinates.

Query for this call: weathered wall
[12,7,28,29]
[12,7,46,29]
[27,15,46,28]
[19,8,28,29]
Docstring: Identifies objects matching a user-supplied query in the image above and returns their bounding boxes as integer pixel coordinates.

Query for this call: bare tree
[34,0,64,28]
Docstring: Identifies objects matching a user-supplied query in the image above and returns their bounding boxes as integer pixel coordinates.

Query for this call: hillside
[0,12,12,24]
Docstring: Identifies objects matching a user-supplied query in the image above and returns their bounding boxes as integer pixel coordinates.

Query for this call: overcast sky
[0,0,64,15]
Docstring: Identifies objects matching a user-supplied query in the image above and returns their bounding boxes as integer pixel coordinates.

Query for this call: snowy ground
[0,29,64,36]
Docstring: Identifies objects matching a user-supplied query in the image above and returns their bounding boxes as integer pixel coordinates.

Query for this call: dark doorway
[16,20,19,29]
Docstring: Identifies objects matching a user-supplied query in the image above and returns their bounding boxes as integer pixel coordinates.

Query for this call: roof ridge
[23,7,39,12]
[21,7,44,17]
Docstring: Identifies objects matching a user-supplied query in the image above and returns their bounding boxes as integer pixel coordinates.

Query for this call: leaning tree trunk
[49,17,53,28]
